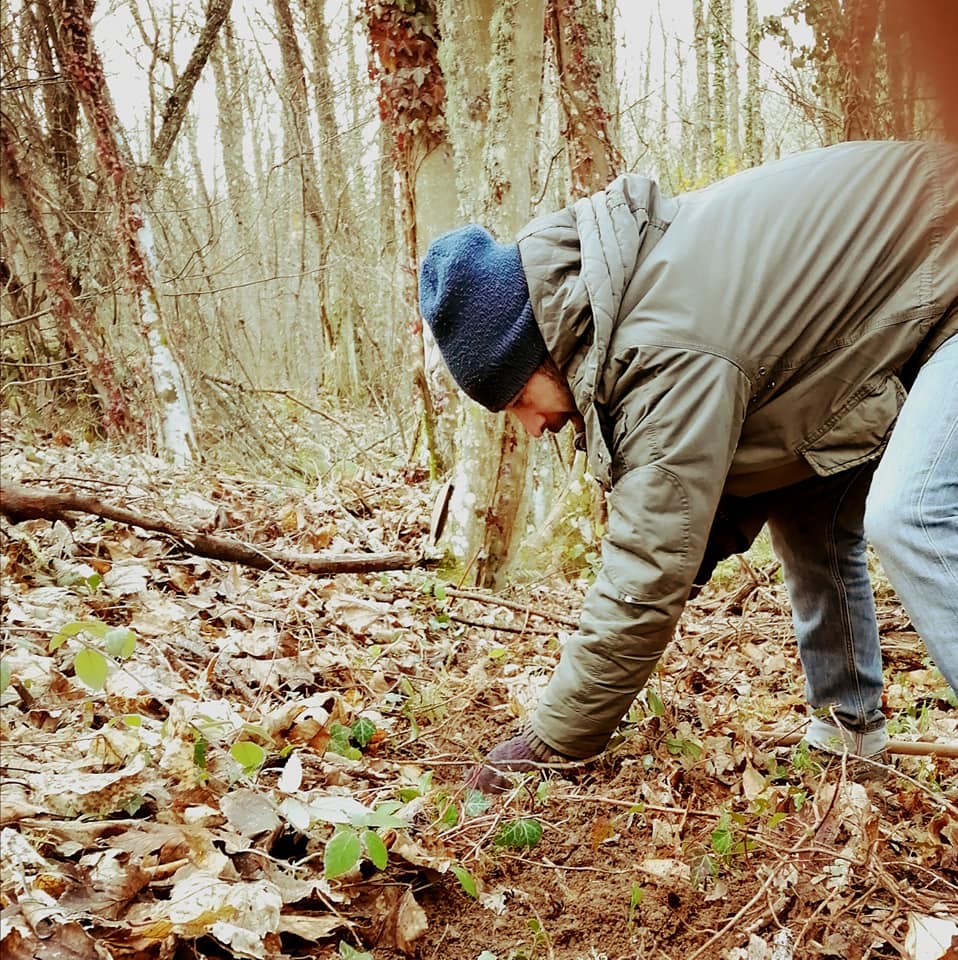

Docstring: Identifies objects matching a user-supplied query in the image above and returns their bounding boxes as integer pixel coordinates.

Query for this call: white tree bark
[435,0,546,587]
[134,209,197,463]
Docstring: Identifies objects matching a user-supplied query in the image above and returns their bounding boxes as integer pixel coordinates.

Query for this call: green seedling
[230,741,267,776]
[50,620,138,690]
[627,881,644,933]
[527,917,551,955]
[397,769,434,802]
[666,735,703,761]
[193,732,210,780]
[711,808,735,859]
[789,740,822,775]
[323,802,409,879]
[451,863,478,898]
[337,940,373,959]
[709,808,756,869]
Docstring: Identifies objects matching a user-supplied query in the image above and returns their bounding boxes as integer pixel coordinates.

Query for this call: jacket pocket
[798,375,906,476]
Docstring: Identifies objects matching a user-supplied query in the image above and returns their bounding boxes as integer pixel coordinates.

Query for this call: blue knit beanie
[419,224,547,411]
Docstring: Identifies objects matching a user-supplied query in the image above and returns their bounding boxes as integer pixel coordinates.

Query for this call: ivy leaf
[363,829,388,871]
[711,811,733,856]
[351,716,377,749]
[451,864,477,898]
[438,799,458,828]
[230,741,266,773]
[494,818,543,850]
[463,789,492,818]
[325,828,362,878]
[73,648,108,689]
[0,660,10,694]
[328,722,361,760]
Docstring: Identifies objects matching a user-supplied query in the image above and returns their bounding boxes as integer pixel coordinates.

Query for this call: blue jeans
[766,464,887,748]
[765,332,958,752]
[865,332,958,693]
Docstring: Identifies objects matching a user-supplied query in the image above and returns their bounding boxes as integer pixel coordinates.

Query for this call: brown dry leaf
[742,761,766,801]
[139,869,284,958]
[275,913,351,939]
[590,815,614,849]
[0,925,39,960]
[374,885,429,955]
[219,788,282,838]
[279,506,301,532]
[12,920,99,960]
[324,591,393,634]
[57,849,151,920]
[636,858,691,883]
[0,783,44,825]
[27,753,159,818]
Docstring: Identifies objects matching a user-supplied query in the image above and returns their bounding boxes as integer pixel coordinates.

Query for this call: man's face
[506,369,583,438]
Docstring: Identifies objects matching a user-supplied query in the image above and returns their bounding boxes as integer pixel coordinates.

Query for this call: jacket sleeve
[531,349,751,757]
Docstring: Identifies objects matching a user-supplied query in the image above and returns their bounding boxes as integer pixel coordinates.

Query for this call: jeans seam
[917,413,958,589]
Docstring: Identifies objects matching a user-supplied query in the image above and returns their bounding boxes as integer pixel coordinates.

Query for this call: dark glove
[465,723,571,795]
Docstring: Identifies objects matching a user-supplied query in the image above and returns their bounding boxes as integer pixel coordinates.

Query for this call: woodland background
[2,3,958,960]
[3,0,957,587]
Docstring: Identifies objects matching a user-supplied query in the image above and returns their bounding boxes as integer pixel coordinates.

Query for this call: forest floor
[1,417,957,960]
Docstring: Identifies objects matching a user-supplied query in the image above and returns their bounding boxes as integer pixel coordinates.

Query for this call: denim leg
[766,465,886,736]
[865,333,958,694]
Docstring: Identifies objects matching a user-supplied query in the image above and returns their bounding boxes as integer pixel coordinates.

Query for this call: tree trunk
[271,0,331,391]
[743,0,764,166]
[884,0,958,140]
[724,0,740,166]
[364,0,455,480]
[836,0,880,141]
[692,0,711,182]
[142,0,233,193]
[547,0,622,197]
[53,0,197,462]
[272,0,326,239]
[708,0,729,178]
[434,0,547,589]
[0,125,137,435]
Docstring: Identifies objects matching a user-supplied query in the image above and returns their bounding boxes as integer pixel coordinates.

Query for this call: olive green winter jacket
[517,140,958,757]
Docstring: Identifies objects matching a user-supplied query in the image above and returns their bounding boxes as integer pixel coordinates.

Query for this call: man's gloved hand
[465,723,571,795]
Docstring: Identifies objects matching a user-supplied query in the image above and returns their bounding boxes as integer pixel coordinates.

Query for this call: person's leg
[865,332,958,693]
[767,465,888,755]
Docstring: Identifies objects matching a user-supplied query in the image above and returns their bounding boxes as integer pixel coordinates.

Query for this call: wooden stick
[768,731,958,759]
[1,480,418,576]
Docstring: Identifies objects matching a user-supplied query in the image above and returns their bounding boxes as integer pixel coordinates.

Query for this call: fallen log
[0,480,420,576]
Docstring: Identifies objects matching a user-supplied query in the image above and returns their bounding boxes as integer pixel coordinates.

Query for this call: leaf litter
[1,426,956,960]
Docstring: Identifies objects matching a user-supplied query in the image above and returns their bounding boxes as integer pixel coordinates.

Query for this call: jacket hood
[518,176,676,403]
[517,175,677,483]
